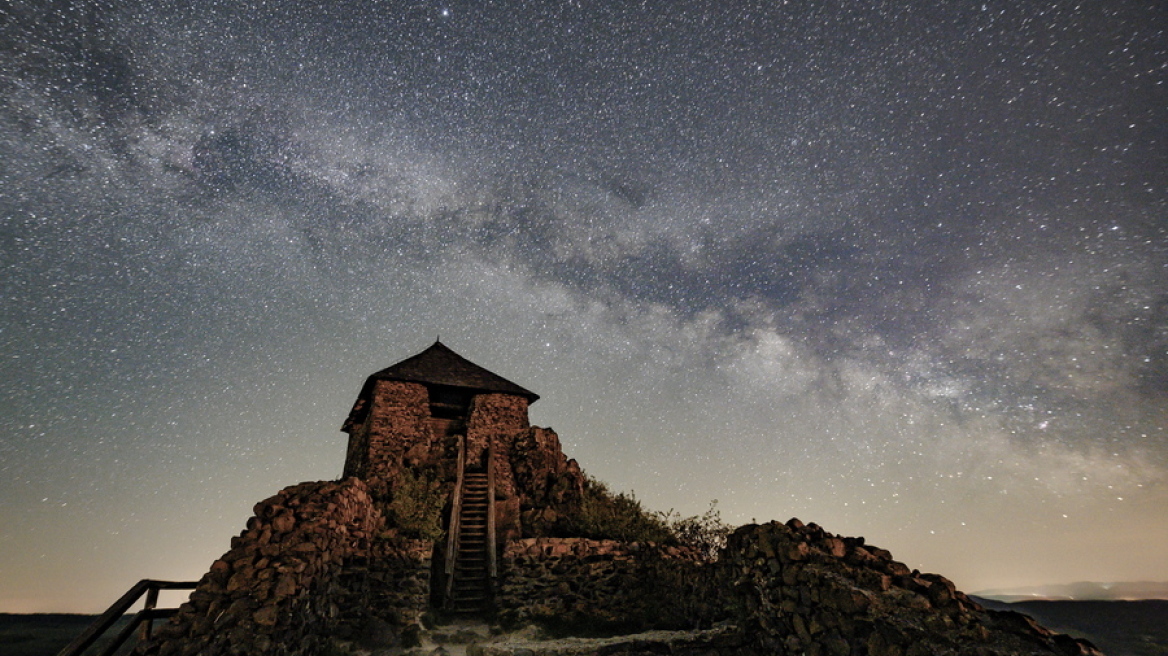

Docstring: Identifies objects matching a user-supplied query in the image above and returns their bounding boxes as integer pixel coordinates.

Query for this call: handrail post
[55,580,150,656]
[444,433,466,609]
[486,438,497,583]
[139,584,160,641]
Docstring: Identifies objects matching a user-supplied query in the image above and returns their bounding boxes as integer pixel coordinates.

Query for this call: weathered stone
[785,541,810,562]
[253,605,278,626]
[274,573,298,597]
[225,571,250,593]
[270,513,294,534]
[822,537,846,558]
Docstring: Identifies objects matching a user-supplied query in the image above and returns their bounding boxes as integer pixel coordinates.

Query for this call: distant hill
[971,598,1168,656]
[973,581,1168,602]
[10,601,1166,656]
[0,613,133,656]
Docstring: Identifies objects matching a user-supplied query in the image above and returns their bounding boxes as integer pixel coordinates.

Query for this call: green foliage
[660,500,732,562]
[554,475,732,557]
[558,475,675,543]
[386,468,446,541]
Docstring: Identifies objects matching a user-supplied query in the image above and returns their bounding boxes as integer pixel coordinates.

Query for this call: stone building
[342,339,540,482]
[340,341,584,611]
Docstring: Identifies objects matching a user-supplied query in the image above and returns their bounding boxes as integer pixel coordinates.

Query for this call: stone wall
[719,519,1103,656]
[138,488,1107,656]
[464,393,528,540]
[138,478,431,656]
[509,428,584,534]
[494,521,1105,655]
[327,538,432,650]
[496,538,719,635]
[345,380,433,493]
[466,392,529,471]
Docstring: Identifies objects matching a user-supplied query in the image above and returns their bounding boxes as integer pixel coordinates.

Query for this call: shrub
[553,475,732,555]
[385,468,445,541]
[557,475,675,543]
[661,500,732,562]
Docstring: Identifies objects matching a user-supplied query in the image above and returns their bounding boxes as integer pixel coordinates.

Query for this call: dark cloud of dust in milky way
[0,0,1165,611]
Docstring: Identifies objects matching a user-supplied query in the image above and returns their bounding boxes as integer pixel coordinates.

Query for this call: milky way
[1,0,1165,612]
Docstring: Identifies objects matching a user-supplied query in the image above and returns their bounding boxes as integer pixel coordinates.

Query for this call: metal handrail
[56,579,197,656]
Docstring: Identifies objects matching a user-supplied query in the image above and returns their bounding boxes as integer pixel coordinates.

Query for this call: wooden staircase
[449,472,491,612]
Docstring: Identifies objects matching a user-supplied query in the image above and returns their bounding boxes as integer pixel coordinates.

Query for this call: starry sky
[2,0,1166,613]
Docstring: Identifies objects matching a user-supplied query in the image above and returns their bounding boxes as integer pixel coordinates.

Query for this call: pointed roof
[369,341,538,400]
[343,341,538,432]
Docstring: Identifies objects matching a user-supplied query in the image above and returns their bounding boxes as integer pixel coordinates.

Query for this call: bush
[385,468,446,541]
[557,475,675,543]
[661,500,732,562]
[552,476,732,556]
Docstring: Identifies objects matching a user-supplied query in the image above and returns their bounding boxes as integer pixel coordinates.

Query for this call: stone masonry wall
[370,381,434,479]
[496,538,718,634]
[495,522,1106,655]
[350,381,433,494]
[466,392,529,473]
[466,393,525,539]
[327,538,432,650]
[138,478,431,656]
[505,427,585,539]
[345,380,585,541]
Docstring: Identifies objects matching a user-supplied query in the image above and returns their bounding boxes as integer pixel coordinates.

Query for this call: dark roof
[370,341,538,400]
[342,341,538,432]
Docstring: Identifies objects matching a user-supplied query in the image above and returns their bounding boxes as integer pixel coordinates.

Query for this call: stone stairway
[449,472,490,613]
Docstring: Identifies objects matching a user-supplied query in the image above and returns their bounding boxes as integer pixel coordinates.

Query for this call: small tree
[661,500,732,561]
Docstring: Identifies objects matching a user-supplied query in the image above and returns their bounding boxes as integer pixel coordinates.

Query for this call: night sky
[2,0,1165,612]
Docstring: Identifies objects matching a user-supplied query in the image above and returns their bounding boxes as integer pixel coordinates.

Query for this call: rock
[253,605,278,626]
[273,573,297,597]
[822,537,846,558]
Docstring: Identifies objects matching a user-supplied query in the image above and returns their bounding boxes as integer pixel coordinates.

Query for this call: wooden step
[446,471,494,614]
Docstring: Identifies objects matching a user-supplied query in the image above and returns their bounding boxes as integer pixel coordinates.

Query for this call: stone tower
[341,340,539,485]
[341,341,583,609]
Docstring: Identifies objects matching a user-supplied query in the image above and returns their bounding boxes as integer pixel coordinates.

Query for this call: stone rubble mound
[720,518,1104,656]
